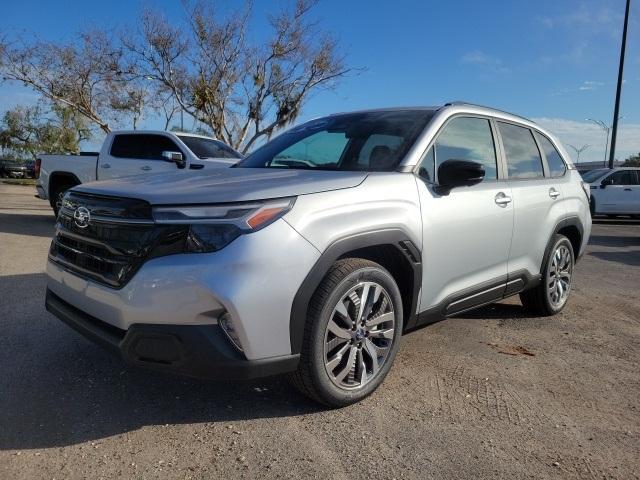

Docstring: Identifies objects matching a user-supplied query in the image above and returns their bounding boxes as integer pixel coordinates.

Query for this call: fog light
[219,312,243,352]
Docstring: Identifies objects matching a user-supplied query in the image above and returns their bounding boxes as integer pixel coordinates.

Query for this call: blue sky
[3,0,639,162]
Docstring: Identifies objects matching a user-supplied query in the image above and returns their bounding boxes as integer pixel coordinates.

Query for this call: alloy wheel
[548,244,573,308]
[323,281,396,390]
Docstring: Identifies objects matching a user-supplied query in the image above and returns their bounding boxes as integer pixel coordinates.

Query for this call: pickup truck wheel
[51,183,75,217]
[290,258,403,407]
[520,234,574,316]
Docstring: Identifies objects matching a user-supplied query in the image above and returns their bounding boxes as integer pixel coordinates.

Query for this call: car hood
[72,168,367,205]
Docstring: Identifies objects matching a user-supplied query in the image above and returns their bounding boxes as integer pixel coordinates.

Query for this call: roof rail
[443,101,535,124]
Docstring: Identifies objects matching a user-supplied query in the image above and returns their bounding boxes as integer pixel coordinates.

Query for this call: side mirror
[600,178,614,188]
[162,151,185,168]
[435,159,485,195]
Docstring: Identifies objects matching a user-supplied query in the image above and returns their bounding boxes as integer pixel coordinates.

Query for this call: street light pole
[567,144,591,165]
[587,119,610,166]
[608,0,631,169]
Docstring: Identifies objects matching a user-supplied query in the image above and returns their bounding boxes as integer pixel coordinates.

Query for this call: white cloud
[460,51,510,74]
[533,117,640,163]
[537,4,621,32]
[578,80,605,91]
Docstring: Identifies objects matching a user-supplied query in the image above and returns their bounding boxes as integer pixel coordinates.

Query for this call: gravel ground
[0,182,638,479]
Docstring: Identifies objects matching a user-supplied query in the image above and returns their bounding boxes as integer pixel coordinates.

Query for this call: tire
[290,258,404,407]
[520,234,575,316]
[50,182,76,217]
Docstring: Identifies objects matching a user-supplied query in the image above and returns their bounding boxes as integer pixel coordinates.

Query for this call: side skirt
[407,269,540,331]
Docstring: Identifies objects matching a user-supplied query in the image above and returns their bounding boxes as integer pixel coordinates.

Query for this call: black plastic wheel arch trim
[548,216,585,264]
[289,229,422,355]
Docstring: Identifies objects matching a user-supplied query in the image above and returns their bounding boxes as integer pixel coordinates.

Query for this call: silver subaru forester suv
[46,103,591,407]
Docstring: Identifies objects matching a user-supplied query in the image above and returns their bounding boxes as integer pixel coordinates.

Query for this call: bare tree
[127,0,352,153]
[1,1,353,151]
[149,85,183,131]
[0,31,133,133]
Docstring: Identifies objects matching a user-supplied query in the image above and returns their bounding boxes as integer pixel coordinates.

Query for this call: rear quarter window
[535,132,566,177]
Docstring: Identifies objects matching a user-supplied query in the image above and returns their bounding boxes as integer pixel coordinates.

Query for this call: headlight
[152,197,296,253]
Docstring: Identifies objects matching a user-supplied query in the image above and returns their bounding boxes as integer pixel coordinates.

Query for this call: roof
[110,130,217,141]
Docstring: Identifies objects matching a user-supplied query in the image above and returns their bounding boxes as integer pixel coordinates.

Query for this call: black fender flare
[541,216,586,271]
[289,229,422,354]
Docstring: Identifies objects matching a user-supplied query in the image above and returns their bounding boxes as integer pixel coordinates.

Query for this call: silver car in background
[45,103,591,407]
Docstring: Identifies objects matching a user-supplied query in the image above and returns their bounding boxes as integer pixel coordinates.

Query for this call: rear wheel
[520,234,574,316]
[290,258,403,407]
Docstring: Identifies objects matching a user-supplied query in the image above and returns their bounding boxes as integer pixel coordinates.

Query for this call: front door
[99,133,184,180]
[416,116,514,315]
[597,170,640,214]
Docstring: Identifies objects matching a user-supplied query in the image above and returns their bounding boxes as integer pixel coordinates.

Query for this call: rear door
[416,115,514,314]
[497,121,566,279]
[98,134,185,180]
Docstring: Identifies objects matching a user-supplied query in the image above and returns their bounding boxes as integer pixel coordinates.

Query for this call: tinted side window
[435,117,497,182]
[110,134,182,160]
[498,122,544,179]
[535,132,566,177]
[606,170,636,185]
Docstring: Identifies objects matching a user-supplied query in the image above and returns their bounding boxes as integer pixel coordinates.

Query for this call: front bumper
[46,289,299,380]
[46,218,320,361]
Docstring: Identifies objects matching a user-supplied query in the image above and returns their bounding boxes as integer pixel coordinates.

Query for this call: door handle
[624,188,632,191]
[549,188,560,199]
[100,163,111,169]
[140,166,152,171]
[494,192,512,206]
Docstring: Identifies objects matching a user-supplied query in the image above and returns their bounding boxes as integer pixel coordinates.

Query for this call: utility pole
[609,0,631,169]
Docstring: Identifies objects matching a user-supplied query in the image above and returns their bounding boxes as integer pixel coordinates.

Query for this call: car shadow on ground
[0,213,55,238]
[588,251,640,267]
[456,302,531,320]
[588,234,640,248]
[0,272,324,451]
[592,216,640,226]
[587,229,640,267]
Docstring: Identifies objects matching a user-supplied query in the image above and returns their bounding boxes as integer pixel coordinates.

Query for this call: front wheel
[290,258,403,407]
[520,234,574,316]
[50,183,75,217]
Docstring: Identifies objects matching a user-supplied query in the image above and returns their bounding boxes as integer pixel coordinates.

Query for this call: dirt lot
[1,182,638,479]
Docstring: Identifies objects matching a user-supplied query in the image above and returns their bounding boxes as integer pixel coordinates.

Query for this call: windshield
[178,136,242,160]
[237,110,434,171]
[581,169,609,182]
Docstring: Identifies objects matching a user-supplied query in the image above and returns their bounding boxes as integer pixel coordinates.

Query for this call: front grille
[49,192,188,288]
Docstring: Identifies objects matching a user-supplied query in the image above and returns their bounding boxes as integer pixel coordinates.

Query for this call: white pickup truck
[36,130,242,215]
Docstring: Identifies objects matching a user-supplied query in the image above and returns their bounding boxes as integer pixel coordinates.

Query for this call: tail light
[35,158,41,179]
